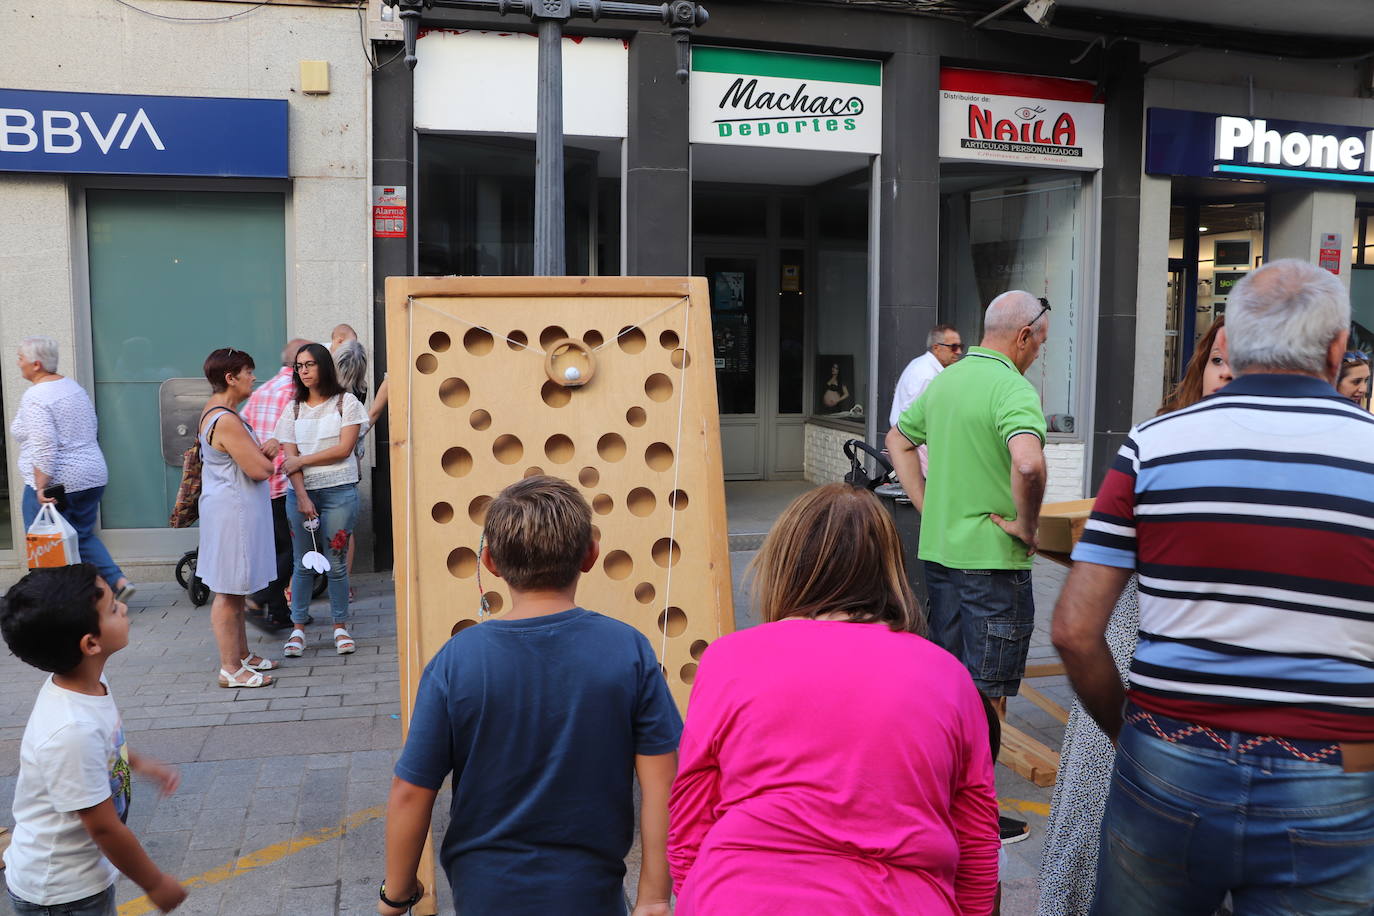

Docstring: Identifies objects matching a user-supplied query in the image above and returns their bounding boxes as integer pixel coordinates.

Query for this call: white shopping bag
[26,503,81,569]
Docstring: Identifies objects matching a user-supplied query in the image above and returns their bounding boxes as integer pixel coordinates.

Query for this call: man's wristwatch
[379,882,423,910]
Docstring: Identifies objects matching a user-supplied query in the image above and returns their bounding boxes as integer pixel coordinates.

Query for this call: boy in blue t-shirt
[378,476,682,916]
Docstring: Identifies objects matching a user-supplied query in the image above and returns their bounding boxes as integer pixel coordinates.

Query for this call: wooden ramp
[999,661,1068,788]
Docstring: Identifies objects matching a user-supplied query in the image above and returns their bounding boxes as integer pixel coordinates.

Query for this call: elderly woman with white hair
[11,336,134,600]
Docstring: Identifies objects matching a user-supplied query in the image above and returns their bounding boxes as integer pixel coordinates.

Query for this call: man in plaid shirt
[243,337,310,630]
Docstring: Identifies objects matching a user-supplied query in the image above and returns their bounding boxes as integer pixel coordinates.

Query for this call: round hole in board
[593,493,614,515]
[541,379,572,408]
[469,409,492,431]
[597,433,626,462]
[483,591,504,614]
[583,329,605,348]
[626,406,647,428]
[507,329,529,350]
[429,331,451,352]
[463,327,494,356]
[447,547,477,578]
[645,373,673,402]
[468,495,492,525]
[603,550,633,580]
[431,502,454,524]
[690,639,709,660]
[539,325,569,350]
[668,489,689,511]
[578,466,600,488]
[451,618,478,636]
[660,329,679,350]
[627,488,655,517]
[618,326,647,354]
[646,442,674,472]
[523,466,545,479]
[652,537,681,568]
[492,434,523,465]
[544,434,575,464]
[657,606,687,637]
[442,447,472,478]
[671,348,691,370]
[439,377,469,407]
[635,582,656,604]
[680,662,698,684]
[416,353,438,374]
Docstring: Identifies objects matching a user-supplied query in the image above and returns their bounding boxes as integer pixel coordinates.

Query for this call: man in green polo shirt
[885,290,1049,708]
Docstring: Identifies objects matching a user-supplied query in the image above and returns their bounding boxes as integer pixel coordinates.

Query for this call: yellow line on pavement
[117,804,386,916]
[1001,797,1051,817]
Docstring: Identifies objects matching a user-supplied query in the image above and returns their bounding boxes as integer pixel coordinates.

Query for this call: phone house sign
[1148,109,1374,185]
[690,47,882,155]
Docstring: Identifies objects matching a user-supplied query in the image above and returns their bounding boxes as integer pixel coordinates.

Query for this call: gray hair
[983,291,1042,336]
[926,323,958,350]
[1225,259,1349,376]
[18,336,59,373]
[333,339,369,402]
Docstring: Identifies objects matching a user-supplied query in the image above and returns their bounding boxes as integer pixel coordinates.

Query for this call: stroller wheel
[175,550,196,589]
[190,576,211,608]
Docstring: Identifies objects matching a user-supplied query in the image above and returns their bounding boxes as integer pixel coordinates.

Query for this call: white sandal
[283,629,306,658]
[241,654,280,672]
[333,627,356,655]
[218,666,273,688]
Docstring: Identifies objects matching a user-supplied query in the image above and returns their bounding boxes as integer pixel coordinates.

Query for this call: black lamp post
[383,0,709,276]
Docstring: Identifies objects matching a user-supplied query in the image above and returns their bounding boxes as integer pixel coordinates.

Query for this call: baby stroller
[175,548,327,608]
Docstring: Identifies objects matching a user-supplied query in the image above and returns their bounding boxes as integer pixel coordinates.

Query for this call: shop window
[813,176,870,424]
[418,135,620,276]
[940,173,1083,428]
[1352,207,1374,354]
[694,189,768,238]
[86,189,287,529]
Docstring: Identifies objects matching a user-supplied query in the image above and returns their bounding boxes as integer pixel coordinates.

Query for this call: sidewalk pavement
[0,562,1074,915]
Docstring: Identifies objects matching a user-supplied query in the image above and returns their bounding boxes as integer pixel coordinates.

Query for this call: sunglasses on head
[1344,351,1369,364]
[1028,297,1052,328]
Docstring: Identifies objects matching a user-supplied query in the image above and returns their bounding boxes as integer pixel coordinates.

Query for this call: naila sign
[690,47,881,155]
[938,68,1103,171]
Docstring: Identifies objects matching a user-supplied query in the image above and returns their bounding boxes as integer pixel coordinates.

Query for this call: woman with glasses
[1337,350,1370,408]
[274,342,368,658]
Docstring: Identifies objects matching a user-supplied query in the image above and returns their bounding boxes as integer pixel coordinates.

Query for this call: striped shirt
[241,367,295,499]
[1072,374,1374,741]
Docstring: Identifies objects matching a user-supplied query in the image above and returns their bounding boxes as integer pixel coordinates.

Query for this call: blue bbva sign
[0,88,287,178]
[1147,108,1374,186]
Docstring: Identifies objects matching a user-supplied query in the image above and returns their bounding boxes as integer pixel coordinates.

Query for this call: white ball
[564,366,581,381]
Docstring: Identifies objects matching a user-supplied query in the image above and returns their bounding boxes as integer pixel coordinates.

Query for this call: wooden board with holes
[384,276,733,716]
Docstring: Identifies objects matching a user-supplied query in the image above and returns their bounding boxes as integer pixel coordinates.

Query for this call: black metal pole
[535,17,566,275]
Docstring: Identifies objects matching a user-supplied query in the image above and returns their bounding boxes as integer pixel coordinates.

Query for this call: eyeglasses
[1343,351,1369,364]
[293,360,318,371]
[933,342,964,352]
[1028,297,1052,328]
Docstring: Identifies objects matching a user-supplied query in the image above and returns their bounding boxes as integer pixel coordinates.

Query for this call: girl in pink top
[669,484,999,915]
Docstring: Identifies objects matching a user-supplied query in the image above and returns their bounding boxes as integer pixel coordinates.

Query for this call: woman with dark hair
[273,342,367,658]
[669,484,998,915]
[1037,320,1233,916]
[198,348,278,688]
[1337,349,1370,407]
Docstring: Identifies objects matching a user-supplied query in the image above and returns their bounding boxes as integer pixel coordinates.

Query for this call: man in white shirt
[889,324,962,472]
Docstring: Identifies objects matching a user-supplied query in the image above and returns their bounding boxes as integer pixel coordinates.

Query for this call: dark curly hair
[0,564,103,674]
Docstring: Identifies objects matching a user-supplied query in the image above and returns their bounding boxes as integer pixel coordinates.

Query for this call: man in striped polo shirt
[1054,259,1374,914]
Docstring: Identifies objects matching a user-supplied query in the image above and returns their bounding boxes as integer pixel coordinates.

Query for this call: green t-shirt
[897,346,1047,571]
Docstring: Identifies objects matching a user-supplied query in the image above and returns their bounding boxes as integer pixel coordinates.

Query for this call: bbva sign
[0,108,164,154]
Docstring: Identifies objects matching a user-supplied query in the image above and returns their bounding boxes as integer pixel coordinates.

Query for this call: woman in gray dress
[198,348,279,688]
[1037,318,1233,915]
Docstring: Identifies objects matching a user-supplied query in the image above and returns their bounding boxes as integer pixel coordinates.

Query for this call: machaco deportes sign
[938,68,1103,171]
[690,47,882,155]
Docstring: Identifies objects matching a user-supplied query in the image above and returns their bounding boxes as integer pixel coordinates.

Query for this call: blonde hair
[750,483,925,635]
[484,476,592,591]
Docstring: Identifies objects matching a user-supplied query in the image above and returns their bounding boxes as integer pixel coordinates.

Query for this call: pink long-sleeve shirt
[668,619,999,915]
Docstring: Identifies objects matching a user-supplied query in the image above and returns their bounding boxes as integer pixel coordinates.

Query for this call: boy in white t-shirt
[1,564,187,915]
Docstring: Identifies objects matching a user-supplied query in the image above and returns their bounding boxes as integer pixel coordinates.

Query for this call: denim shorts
[923,562,1035,697]
[7,885,115,916]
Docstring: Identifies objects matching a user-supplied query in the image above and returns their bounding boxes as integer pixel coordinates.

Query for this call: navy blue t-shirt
[394,608,682,915]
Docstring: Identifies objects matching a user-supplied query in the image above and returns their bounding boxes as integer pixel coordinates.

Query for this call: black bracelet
[379,882,423,910]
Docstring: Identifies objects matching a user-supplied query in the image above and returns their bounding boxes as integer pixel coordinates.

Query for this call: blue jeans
[22,485,124,587]
[1092,718,1374,915]
[7,884,115,915]
[285,483,358,626]
[922,561,1034,697]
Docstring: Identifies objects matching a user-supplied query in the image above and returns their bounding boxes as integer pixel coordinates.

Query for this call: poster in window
[1213,240,1251,268]
[815,354,855,415]
[713,271,746,311]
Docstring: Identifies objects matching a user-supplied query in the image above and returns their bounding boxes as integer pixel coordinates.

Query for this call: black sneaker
[999,814,1030,845]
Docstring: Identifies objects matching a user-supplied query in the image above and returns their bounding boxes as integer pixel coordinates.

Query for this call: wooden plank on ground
[0,826,9,867]
[1020,683,1070,725]
[1024,661,1066,679]
[999,722,1061,788]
